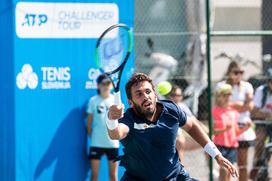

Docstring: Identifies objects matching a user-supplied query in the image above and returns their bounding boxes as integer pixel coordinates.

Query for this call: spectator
[86,74,119,181]
[167,85,193,116]
[218,61,255,181]
[250,71,272,179]
[212,83,250,181]
[166,85,208,161]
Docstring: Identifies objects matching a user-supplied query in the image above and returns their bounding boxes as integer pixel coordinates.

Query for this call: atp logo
[16,64,38,89]
[22,14,48,27]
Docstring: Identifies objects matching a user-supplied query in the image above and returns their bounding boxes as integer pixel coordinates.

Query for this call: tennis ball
[157,81,172,96]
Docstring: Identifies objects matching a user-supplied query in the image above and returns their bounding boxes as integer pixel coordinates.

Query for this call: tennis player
[107,73,238,181]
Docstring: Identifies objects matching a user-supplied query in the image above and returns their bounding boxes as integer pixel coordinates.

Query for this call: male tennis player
[107,73,238,181]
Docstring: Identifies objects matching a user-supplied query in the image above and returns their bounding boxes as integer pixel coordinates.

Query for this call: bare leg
[250,126,266,179]
[108,160,118,181]
[237,148,248,181]
[90,159,100,181]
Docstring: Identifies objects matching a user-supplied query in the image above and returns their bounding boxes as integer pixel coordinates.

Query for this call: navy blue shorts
[216,145,237,164]
[120,169,199,181]
[89,147,118,160]
[238,140,255,148]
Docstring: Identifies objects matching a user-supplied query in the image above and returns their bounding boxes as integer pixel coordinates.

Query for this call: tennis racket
[95,24,133,105]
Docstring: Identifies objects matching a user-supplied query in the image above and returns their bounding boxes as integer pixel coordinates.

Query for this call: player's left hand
[215,154,239,178]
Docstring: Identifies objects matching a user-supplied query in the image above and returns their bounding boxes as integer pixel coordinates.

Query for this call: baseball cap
[96,74,111,85]
[215,83,232,94]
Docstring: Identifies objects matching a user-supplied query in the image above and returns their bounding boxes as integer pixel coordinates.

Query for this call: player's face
[130,81,157,117]
[98,82,112,97]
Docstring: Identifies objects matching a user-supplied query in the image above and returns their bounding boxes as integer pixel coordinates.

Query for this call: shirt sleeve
[245,82,254,94]
[176,104,188,127]
[118,112,134,130]
[253,86,263,108]
[86,97,95,114]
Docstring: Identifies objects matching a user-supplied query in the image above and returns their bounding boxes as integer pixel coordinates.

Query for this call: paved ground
[183,147,272,181]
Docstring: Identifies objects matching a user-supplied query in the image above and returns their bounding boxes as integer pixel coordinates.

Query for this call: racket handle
[114,91,122,105]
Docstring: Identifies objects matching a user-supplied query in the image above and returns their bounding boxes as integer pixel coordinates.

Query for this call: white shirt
[219,80,256,141]
[178,102,193,117]
[253,85,272,119]
[87,95,119,148]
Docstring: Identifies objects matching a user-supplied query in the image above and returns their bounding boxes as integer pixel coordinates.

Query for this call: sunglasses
[232,70,244,75]
[170,94,182,97]
[222,93,232,96]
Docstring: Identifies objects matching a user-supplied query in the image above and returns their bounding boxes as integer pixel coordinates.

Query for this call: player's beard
[132,99,156,118]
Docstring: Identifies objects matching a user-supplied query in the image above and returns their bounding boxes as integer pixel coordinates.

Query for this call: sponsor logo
[16,64,38,89]
[133,123,156,130]
[21,13,48,27]
[85,68,101,89]
[16,64,72,90]
[16,2,119,38]
[41,67,71,89]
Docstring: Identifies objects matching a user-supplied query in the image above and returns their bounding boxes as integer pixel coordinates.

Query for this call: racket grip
[114,91,122,105]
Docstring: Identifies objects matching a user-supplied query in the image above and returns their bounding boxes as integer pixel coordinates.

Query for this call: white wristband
[204,142,221,159]
[106,119,118,130]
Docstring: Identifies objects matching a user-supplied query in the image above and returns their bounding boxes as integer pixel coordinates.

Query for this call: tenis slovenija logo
[16,64,38,89]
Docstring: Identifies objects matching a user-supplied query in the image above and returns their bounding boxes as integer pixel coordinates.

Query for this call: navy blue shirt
[118,100,188,181]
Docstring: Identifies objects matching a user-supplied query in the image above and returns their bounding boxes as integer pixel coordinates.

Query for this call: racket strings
[98,28,129,73]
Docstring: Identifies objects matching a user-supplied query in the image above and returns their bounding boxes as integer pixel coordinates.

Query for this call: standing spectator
[213,83,250,181]
[250,72,272,179]
[218,61,255,181]
[167,85,208,161]
[86,74,119,181]
[168,85,193,117]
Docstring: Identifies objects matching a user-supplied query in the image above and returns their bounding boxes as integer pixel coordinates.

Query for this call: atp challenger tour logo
[16,2,119,38]
[16,64,71,90]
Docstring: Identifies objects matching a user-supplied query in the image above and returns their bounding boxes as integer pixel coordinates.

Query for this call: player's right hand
[108,104,124,120]
[215,154,239,178]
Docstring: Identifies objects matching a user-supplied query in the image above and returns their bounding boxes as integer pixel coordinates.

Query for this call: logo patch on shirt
[134,123,156,130]
[97,104,109,113]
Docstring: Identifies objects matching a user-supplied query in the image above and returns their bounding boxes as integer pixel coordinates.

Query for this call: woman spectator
[218,61,255,181]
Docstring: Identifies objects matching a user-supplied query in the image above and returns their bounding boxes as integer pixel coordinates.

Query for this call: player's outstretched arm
[107,105,129,140]
[183,116,239,178]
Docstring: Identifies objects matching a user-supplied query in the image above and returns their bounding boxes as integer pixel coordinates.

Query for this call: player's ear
[128,99,134,107]
[154,91,158,101]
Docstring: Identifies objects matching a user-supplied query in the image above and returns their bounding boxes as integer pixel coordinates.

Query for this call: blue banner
[0,0,134,180]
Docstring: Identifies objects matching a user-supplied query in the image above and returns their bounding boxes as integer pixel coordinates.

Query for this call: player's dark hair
[125,73,155,99]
